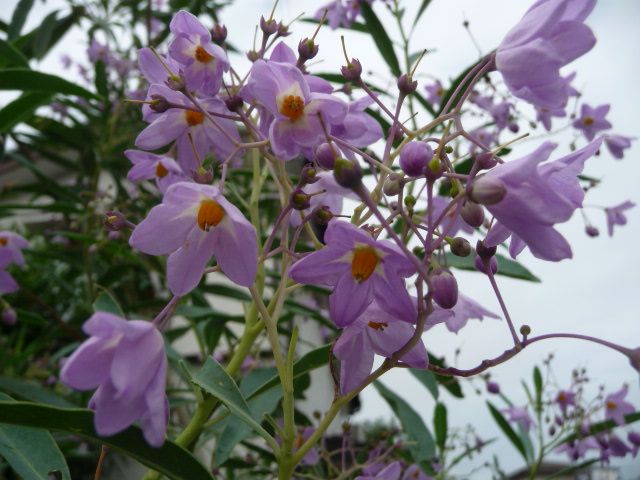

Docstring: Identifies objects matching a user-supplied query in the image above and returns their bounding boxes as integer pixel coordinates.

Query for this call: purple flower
[429,196,474,238]
[605,201,635,237]
[402,465,433,480]
[125,150,188,193]
[331,96,383,151]
[0,251,19,295]
[289,220,416,327]
[484,139,602,261]
[240,59,346,160]
[168,11,229,95]
[573,104,612,140]
[294,427,319,465]
[138,47,181,86]
[356,460,403,480]
[426,293,499,334]
[488,101,512,130]
[88,39,111,64]
[502,405,534,432]
[334,301,428,394]
[60,312,168,447]
[316,1,361,30]
[0,231,29,266]
[424,80,445,106]
[556,437,599,461]
[555,390,576,415]
[129,182,258,295]
[496,0,596,109]
[604,134,634,160]
[535,105,566,131]
[269,42,334,94]
[604,385,635,426]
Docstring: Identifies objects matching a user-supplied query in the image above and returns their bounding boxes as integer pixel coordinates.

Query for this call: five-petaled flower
[604,385,635,426]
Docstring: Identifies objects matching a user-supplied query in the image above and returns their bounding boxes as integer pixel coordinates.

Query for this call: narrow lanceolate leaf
[33,10,59,60]
[0,39,29,68]
[374,381,435,463]
[533,366,543,410]
[0,376,75,408]
[434,403,448,451]
[486,401,528,461]
[359,3,402,77]
[0,69,99,99]
[92,291,125,317]
[558,411,640,445]
[0,393,71,480]
[0,401,213,480]
[544,459,598,479]
[445,252,540,282]
[0,92,51,133]
[191,357,275,446]
[413,0,433,27]
[8,0,35,40]
[409,368,439,400]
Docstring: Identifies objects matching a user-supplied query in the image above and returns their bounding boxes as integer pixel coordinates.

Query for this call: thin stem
[486,267,521,346]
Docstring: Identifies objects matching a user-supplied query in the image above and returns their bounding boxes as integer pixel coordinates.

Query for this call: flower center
[606,400,617,410]
[351,247,379,282]
[583,116,594,126]
[194,45,213,63]
[280,95,305,121]
[557,392,566,403]
[0,237,7,246]
[155,162,169,178]
[367,321,388,331]
[197,200,225,231]
[185,110,205,126]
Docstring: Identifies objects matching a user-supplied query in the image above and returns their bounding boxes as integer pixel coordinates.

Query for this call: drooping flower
[604,134,634,160]
[60,312,168,447]
[555,389,576,415]
[483,139,602,261]
[424,80,445,106]
[0,231,29,266]
[125,150,188,193]
[168,11,229,95]
[496,0,596,109]
[289,220,417,327]
[604,385,635,426]
[605,201,635,237]
[573,104,612,140]
[240,59,346,160]
[315,1,361,30]
[502,405,534,431]
[556,437,599,461]
[130,182,258,295]
[426,293,499,334]
[0,251,19,295]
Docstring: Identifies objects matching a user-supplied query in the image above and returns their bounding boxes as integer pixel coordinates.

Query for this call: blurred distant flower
[604,385,634,426]
[573,104,612,140]
[605,201,635,237]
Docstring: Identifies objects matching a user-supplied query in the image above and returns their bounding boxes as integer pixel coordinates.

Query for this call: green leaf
[0,69,99,99]
[486,401,528,461]
[434,402,448,451]
[409,368,438,400]
[0,39,29,68]
[191,357,275,447]
[533,366,543,410]
[374,381,435,463]
[445,252,540,282]
[92,291,125,316]
[544,459,598,479]
[0,376,75,408]
[428,354,464,398]
[558,411,640,445]
[0,401,213,480]
[0,92,51,133]
[33,11,59,60]
[359,3,401,77]
[94,60,108,98]
[0,393,70,480]
[8,0,34,40]
[413,0,433,27]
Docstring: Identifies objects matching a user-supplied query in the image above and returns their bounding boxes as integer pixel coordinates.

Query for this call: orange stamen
[606,401,617,410]
[351,247,379,282]
[0,237,7,246]
[367,321,388,331]
[280,95,305,121]
[185,110,205,126]
[155,162,169,178]
[197,200,225,231]
[583,116,594,126]
[194,45,213,63]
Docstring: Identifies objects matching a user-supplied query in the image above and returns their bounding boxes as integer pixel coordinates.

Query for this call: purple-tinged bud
[247,50,259,62]
[333,158,363,190]
[476,152,498,170]
[341,58,362,81]
[314,142,337,170]
[508,122,519,133]
[400,141,433,177]
[450,237,471,257]
[460,201,484,228]
[520,325,531,337]
[313,206,334,226]
[555,415,564,427]
[548,426,556,436]
[580,422,590,436]
[149,94,170,113]
[193,167,214,184]
[383,173,403,196]
[628,347,640,373]
[487,381,500,394]
[104,211,127,231]
[260,16,278,35]
[431,269,458,309]
[476,240,496,260]
[224,95,243,112]
[475,254,498,275]
[628,431,640,447]
[298,38,319,61]
[469,176,506,205]
[211,24,228,44]
[585,225,599,237]
[108,231,120,241]
[299,164,318,185]
[277,22,291,37]
[165,75,185,91]
[290,189,311,211]
[397,74,418,95]
[2,308,16,326]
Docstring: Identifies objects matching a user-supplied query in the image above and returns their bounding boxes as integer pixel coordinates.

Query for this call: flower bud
[312,206,334,226]
[333,158,363,189]
[520,325,531,336]
[397,74,417,95]
[224,95,243,112]
[508,122,519,133]
[431,269,458,309]
[469,176,506,205]
[476,152,498,170]
[474,254,498,275]
[476,240,496,260]
[487,381,500,394]
[299,164,318,185]
[628,347,640,373]
[193,167,214,184]
[314,142,337,170]
[277,22,291,37]
[165,74,185,91]
[383,173,403,196]
[104,211,127,231]
[585,225,599,237]
[548,426,556,436]
[341,58,362,81]
[290,189,311,210]
[260,16,279,35]
[400,141,433,177]
[460,201,484,227]
[247,50,260,62]
[628,431,640,447]
[149,94,170,113]
[450,237,471,257]
[211,24,228,44]
[2,308,16,326]
[404,195,416,209]
[298,38,319,61]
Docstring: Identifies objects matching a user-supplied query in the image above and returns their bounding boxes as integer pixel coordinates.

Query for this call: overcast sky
[3,0,640,476]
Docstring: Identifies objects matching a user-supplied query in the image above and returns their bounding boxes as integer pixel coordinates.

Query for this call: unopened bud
[2,308,16,326]
[476,240,496,260]
[260,16,279,35]
[397,74,417,95]
[548,426,556,436]
[476,152,498,170]
[460,201,485,227]
[299,164,318,185]
[193,167,214,184]
[224,95,243,111]
[474,254,498,275]
[450,237,471,257]
[298,38,319,61]
[314,142,337,170]
[508,122,519,133]
[149,94,170,113]
[277,22,291,37]
[431,269,458,309]
[487,381,500,394]
[247,50,259,62]
[341,58,362,81]
[383,173,403,196]
[290,189,311,210]
[469,176,506,205]
[333,158,363,189]
[585,225,599,237]
[312,206,334,226]
[104,211,127,231]
[520,325,531,336]
[211,24,227,44]
[628,431,640,447]
[400,141,432,177]
[404,195,416,208]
